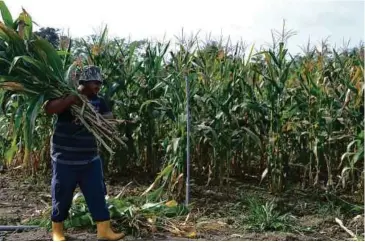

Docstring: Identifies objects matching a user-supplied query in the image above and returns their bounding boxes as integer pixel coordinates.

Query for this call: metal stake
[0,225,39,231]
[185,75,191,206]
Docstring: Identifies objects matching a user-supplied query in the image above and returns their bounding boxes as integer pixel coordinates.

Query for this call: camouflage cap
[78,65,103,84]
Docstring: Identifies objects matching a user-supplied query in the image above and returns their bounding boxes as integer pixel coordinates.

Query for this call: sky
[4,0,365,54]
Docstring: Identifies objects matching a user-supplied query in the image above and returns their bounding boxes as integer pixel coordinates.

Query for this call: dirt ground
[0,170,363,241]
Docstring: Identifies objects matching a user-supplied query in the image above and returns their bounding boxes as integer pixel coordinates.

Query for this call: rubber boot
[52,222,66,241]
[96,220,124,241]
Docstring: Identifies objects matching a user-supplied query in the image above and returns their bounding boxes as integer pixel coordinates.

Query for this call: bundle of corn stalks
[0,1,126,154]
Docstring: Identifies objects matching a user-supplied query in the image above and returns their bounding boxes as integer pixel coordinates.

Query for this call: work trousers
[51,158,110,222]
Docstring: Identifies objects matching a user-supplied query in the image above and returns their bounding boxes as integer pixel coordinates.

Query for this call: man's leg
[79,158,124,240]
[51,161,77,241]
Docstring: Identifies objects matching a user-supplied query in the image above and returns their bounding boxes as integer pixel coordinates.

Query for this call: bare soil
[0,170,363,241]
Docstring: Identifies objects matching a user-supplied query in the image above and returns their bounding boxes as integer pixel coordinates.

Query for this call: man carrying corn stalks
[44,66,124,241]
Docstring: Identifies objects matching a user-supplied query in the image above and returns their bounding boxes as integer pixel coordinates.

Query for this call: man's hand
[66,94,82,106]
[44,94,82,115]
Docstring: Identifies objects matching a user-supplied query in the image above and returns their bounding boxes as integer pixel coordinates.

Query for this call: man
[44,65,124,241]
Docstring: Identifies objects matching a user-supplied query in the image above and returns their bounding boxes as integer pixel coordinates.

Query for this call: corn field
[0,3,363,202]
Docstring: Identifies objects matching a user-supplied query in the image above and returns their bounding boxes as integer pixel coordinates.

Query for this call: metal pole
[0,225,39,231]
[185,75,191,206]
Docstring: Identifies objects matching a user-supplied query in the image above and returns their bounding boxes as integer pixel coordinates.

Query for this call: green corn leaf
[26,94,44,132]
[242,127,262,150]
[63,38,72,70]
[5,133,18,165]
[9,55,47,75]
[98,25,108,48]
[0,90,14,113]
[31,39,64,82]
[81,38,95,64]
[0,1,13,28]
[5,104,24,163]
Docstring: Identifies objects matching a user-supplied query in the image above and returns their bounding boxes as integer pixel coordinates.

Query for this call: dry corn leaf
[165,200,177,207]
[147,216,156,224]
[197,220,227,232]
[185,231,197,238]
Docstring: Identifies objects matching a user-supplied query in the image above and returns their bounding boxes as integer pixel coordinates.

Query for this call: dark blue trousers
[51,158,110,222]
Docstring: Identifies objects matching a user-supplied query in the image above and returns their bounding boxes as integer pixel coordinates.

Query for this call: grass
[226,189,364,235]
[243,197,296,232]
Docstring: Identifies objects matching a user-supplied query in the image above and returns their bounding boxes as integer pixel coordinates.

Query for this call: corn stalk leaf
[31,39,64,82]
[0,1,13,28]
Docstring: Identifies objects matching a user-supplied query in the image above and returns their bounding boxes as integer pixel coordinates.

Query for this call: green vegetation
[244,197,295,232]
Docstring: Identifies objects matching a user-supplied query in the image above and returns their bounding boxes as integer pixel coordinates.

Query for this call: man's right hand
[66,94,81,105]
[44,94,82,115]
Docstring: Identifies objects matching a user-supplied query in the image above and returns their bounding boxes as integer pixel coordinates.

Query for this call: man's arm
[44,95,80,115]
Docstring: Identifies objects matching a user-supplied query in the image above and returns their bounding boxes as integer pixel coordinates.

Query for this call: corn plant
[0,0,363,201]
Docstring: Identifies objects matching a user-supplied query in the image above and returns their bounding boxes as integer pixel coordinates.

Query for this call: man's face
[83,80,102,97]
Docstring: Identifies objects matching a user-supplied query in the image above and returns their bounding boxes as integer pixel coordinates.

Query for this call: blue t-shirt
[50,95,111,165]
